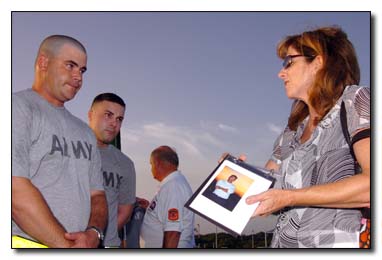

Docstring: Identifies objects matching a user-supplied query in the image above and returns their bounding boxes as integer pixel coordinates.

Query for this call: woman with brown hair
[246,27,370,248]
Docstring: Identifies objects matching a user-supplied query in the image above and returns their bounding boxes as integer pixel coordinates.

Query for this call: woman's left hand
[246,189,293,217]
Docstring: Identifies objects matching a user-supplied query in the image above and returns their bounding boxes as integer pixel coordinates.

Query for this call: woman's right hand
[246,188,293,217]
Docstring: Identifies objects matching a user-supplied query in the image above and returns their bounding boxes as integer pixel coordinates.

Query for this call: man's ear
[88,109,93,122]
[155,158,163,171]
[37,54,49,71]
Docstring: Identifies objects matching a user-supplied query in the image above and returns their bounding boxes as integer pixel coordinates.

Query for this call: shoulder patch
[168,208,179,221]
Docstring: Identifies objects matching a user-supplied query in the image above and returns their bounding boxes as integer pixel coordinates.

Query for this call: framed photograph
[185,154,275,236]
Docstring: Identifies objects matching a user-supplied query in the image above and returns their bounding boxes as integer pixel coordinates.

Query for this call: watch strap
[86,226,104,241]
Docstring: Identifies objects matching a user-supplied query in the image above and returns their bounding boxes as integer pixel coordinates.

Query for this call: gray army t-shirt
[12,89,104,241]
[100,145,136,247]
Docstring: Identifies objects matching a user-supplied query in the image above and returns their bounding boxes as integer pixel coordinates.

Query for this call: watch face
[96,228,105,240]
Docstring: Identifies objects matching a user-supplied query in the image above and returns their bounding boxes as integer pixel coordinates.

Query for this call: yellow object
[12,236,48,248]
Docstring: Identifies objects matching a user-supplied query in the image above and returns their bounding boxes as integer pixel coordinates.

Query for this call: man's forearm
[117,204,134,230]
[163,231,181,248]
[216,186,228,192]
[88,192,108,231]
[12,177,73,247]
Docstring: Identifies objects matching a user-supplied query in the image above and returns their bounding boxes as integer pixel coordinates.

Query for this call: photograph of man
[202,165,255,211]
[213,175,238,200]
[202,174,239,211]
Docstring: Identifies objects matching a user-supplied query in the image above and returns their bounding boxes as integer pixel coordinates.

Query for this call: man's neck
[97,141,109,148]
[159,168,178,182]
[32,84,64,107]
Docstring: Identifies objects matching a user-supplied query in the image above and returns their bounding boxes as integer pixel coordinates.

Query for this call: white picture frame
[185,155,275,235]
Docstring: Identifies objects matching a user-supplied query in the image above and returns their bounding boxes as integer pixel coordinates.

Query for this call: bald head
[32,35,88,107]
[150,146,179,182]
[151,146,179,167]
[35,35,86,65]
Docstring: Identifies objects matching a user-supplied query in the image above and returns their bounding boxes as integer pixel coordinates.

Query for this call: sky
[10,11,371,236]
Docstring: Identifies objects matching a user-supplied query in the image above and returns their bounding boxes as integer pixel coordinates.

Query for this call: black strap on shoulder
[340,101,354,157]
[341,101,371,148]
[340,101,365,174]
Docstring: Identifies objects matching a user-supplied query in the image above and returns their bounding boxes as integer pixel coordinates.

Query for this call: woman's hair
[277,26,360,130]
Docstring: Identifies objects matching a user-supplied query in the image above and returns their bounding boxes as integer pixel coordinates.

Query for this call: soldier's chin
[106,138,116,144]
[99,139,113,146]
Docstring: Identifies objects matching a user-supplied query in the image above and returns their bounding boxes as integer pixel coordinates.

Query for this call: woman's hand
[246,189,293,217]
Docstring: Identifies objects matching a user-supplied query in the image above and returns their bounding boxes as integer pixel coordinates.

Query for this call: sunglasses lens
[283,56,291,69]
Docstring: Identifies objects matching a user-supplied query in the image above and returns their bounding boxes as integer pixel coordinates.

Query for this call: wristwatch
[86,226,105,242]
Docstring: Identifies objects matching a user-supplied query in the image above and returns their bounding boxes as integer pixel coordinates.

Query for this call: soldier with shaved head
[12,35,107,248]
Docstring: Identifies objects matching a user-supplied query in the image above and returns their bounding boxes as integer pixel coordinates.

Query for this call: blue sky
[11,12,370,235]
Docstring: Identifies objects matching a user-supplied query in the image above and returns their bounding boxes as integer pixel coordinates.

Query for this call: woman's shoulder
[342,85,370,102]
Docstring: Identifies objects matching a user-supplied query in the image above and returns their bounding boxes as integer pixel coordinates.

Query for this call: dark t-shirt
[124,205,146,248]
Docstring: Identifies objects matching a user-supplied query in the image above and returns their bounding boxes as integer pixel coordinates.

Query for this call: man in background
[88,93,136,248]
[140,146,195,248]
